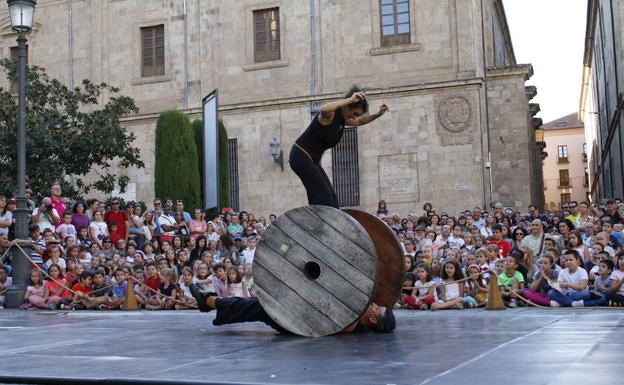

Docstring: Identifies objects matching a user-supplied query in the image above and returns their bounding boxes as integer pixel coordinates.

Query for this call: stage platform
[0,308,622,385]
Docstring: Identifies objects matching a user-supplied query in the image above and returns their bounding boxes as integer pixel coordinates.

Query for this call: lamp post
[269,138,284,172]
[4,0,36,308]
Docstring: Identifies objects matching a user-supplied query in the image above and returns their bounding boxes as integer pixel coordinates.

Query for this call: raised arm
[351,103,389,127]
[318,92,366,125]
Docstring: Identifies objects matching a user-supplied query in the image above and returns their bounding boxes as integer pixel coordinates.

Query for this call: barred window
[141,25,165,77]
[380,0,410,46]
[228,139,240,212]
[253,8,280,63]
[332,128,360,207]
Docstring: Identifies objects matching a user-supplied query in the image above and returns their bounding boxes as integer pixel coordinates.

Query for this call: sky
[503,0,587,124]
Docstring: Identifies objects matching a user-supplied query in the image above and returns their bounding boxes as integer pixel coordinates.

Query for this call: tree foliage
[0,59,143,199]
[154,110,202,211]
[218,119,230,211]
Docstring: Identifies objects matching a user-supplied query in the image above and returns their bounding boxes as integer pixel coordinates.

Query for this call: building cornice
[486,64,533,80]
[120,77,487,123]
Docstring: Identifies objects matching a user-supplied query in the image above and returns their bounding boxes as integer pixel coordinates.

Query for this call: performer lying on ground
[190,284,395,334]
[290,86,389,208]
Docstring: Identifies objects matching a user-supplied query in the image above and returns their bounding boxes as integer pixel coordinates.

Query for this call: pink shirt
[50,196,65,220]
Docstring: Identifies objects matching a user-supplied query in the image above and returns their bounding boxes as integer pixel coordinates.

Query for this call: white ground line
[416,317,564,385]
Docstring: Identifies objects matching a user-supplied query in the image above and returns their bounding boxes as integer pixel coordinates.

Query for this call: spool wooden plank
[343,209,405,307]
[254,206,377,337]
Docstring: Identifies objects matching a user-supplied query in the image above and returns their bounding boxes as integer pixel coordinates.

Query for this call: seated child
[548,249,590,307]
[408,264,437,310]
[573,259,614,307]
[176,267,198,310]
[522,254,558,306]
[0,264,11,309]
[498,256,525,308]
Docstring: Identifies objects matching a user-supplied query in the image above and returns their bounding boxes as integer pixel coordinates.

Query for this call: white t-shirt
[0,210,12,236]
[158,214,177,236]
[89,221,108,240]
[45,258,66,272]
[32,207,59,233]
[414,279,437,299]
[558,267,588,295]
[447,236,465,250]
[56,223,77,239]
[241,248,256,265]
[610,270,624,294]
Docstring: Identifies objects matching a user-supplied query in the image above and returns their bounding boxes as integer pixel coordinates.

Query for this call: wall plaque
[378,153,419,203]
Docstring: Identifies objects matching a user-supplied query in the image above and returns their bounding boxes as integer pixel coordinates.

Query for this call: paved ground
[0,308,622,385]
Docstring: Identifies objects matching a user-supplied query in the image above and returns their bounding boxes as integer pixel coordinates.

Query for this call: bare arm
[318,92,365,125]
[351,104,389,127]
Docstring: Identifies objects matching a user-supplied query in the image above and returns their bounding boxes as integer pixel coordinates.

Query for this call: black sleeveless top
[295,109,346,163]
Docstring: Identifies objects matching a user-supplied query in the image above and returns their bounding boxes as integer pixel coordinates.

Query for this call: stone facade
[0,0,541,215]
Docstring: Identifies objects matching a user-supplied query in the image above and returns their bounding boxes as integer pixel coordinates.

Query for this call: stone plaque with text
[378,153,419,203]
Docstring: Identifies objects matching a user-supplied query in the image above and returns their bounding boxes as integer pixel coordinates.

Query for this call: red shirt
[487,239,511,257]
[71,282,92,294]
[104,210,127,238]
[144,275,161,292]
[50,196,65,221]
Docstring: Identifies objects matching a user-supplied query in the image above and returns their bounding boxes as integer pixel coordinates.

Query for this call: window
[253,8,280,63]
[380,0,410,46]
[228,139,240,212]
[10,45,28,94]
[332,128,360,207]
[141,25,165,77]
[560,193,571,206]
[584,168,589,186]
[557,145,568,163]
[559,169,570,187]
[582,143,587,161]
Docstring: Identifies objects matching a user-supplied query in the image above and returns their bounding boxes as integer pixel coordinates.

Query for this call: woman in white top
[480,214,496,238]
[88,211,108,247]
[0,196,12,236]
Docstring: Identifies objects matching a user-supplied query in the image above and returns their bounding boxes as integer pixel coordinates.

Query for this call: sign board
[202,90,219,211]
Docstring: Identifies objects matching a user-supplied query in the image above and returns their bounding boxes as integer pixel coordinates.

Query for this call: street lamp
[4,0,36,308]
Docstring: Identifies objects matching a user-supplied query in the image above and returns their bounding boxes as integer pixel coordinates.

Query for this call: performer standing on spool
[290,86,389,208]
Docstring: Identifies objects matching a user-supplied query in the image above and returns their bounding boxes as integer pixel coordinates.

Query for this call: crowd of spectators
[1,183,624,312]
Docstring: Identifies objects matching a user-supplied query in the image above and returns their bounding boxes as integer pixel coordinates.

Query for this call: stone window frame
[369,0,421,56]
[131,19,173,85]
[243,2,289,71]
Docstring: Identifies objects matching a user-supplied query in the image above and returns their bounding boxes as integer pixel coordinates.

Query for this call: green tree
[155,110,202,211]
[192,119,203,191]
[0,59,144,199]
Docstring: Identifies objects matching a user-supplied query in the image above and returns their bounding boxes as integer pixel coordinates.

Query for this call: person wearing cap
[189,286,396,335]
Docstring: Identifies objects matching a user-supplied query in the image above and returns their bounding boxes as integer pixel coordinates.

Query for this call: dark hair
[371,308,395,333]
[563,248,582,262]
[600,259,615,272]
[0,264,7,273]
[558,218,575,232]
[213,262,226,272]
[344,85,369,113]
[79,271,93,281]
[492,223,503,232]
[72,200,86,214]
[415,263,432,282]
[219,234,234,249]
[441,260,464,281]
[47,263,64,278]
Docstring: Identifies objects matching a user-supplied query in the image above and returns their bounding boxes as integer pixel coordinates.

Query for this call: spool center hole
[304,261,321,280]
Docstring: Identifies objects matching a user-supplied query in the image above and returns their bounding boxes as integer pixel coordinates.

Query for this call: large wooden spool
[343,209,404,307]
[254,206,378,337]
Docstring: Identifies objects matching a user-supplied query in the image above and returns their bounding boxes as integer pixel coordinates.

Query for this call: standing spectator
[472,207,485,229]
[158,208,178,243]
[89,211,108,247]
[49,183,66,220]
[173,200,192,222]
[227,215,244,237]
[376,200,388,217]
[85,199,100,220]
[0,196,11,237]
[104,199,127,242]
[31,197,61,233]
[189,208,207,240]
[71,201,90,233]
[605,199,622,224]
[240,236,257,265]
[151,198,164,238]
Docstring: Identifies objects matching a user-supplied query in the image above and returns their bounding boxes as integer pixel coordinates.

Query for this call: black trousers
[213,297,291,334]
[289,145,339,208]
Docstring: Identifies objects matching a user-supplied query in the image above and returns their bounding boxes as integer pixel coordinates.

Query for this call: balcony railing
[557,156,569,164]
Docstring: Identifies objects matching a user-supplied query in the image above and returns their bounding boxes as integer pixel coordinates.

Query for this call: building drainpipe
[479,0,493,209]
[183,0,189,110]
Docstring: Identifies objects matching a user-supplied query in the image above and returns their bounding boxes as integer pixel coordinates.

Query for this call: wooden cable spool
[254,206,378,337]
[342,209,404,307]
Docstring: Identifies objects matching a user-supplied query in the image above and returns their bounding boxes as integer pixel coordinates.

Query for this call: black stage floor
[0,308,622,385]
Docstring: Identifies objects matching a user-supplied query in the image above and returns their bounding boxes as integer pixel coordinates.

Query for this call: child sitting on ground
[0,264,11,309]
[497,256,525,308]
[548,249,589,307]
[606,253,624,306]
[432,260,464,311]
[522,254,558,307]
[21,269,47,309]
[573,259,614,307]
[176,267,198,310]
[226,266,249,298]
[108,268,128,310]
[158,268,178,310]
[65,271,93,310]
[408,264,437,310]
[464,264,488,308]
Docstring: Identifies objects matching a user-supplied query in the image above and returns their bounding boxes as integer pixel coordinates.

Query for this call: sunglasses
[112,202,120,205]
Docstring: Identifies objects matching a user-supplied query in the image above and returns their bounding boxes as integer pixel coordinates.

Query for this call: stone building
[580,0,624,203]
[541,113,590,210]
[0,0,542,215]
